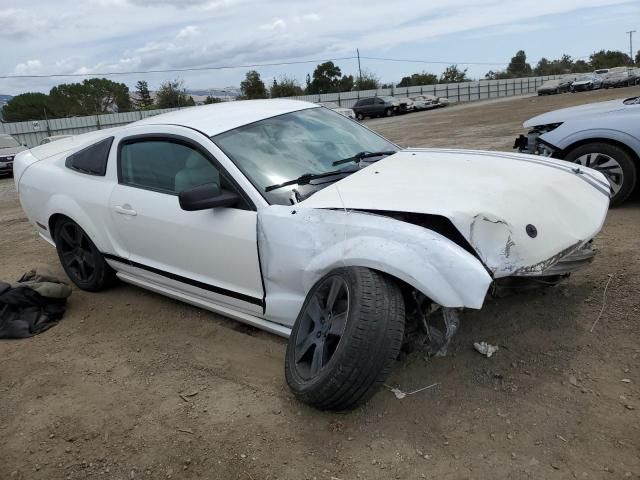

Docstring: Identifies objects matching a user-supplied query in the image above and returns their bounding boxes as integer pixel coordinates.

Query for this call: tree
[355,70,379,90]
[49,78,132,116]
[204,96,223,104]
[484,69,511,80]
[440,64,469,83]
[590,50,631,70]
[506,50,532,77]
[134,80,154,110]
[240,70,268,99]
[307,61,343,94]
[1,92,55,122]
[270,76,304,98]
[338,75,355,92]
[397,72,438,87]
[155,79,195,108]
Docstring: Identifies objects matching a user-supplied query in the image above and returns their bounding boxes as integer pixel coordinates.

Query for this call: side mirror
[178,182,240,211]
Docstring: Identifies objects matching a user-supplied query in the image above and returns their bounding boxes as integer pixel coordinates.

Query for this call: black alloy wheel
[292,275,350,379]
[54,218,115,291]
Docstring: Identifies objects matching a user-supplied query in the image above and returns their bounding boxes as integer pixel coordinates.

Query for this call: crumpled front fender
[257,206,492,327]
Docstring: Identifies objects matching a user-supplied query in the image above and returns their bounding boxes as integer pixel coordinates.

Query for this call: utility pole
[356,48,363,89]
[627,30,636,64]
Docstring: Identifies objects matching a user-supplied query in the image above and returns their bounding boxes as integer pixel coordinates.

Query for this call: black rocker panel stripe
[102,253,263,307]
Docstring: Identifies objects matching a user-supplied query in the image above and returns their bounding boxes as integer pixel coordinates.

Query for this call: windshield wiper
[265,169,349,192]
[331,150,397,167]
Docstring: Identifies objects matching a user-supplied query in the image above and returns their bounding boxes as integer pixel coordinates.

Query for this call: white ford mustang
[14,100,609,409]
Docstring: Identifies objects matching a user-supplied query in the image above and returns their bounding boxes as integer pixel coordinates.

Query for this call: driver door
[108,131,264,315]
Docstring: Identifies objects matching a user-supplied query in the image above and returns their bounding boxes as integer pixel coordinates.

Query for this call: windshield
[213,107,397,205]
[0,136,20,149]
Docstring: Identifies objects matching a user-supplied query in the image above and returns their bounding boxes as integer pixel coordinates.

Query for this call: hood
[523,99,627,127]
[300,149,609,277]
[0,145,27,157]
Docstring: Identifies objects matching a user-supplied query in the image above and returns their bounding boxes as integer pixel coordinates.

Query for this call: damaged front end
[513,123,562,156]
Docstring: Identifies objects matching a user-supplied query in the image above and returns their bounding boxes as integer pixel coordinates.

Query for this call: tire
[564,142,637,206]
[53,217,116,291]
[385,108,393,117]
[356,112,364,121]
[554,88,560,95]
[285,267,405,410]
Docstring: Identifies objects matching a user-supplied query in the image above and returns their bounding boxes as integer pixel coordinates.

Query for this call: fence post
[338,92,341,107]
[96,115,101,130]
[446,84,449,100]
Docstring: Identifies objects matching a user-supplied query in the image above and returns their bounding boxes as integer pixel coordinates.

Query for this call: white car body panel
[13,100,609,338]
[301,149,609,277]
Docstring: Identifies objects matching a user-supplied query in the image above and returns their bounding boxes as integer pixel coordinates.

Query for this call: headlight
[531,123,563,134]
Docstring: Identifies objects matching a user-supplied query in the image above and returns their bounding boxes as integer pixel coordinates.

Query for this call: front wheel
[285,267,405,410]
[53,218,116,291]
[385,108,393,117]
[356,112,364,121]
[564,142,637,206]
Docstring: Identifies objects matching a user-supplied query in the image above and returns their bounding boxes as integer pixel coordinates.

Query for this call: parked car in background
[537,78,573,95]
[352,96,405,120]
[603,70,637,88]
[396,97,415,112]
[571,75,603,92]
[40,135,73,145]
[14,99,609,409]
[412,95,449,109]
[514,96,640,205]
[318,102,356,119]
[0,133,27,177]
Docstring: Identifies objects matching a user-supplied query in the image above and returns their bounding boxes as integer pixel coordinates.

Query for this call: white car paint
[14,99,609,338]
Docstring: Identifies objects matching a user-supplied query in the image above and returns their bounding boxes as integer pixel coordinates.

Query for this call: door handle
[114,205,137,216]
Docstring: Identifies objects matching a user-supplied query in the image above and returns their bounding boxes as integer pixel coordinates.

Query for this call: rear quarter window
[65,137,114,176]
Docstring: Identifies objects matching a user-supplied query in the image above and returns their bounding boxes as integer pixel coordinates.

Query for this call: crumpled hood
[524,99,626,127]
[300,149,609,277]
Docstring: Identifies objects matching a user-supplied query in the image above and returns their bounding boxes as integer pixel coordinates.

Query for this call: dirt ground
[1,87,639,480]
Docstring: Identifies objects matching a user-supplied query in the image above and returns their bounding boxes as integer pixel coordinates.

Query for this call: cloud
[13,60,43,75]
[260,18,287,31]
[127,0,222,7]
[0,0,635,95]
[176,25,200,39]
[0,8,48,40]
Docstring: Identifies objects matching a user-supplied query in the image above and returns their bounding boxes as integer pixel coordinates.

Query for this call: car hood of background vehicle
[300,149,609,277]
[523,99,627,127]
[0,145,27,157]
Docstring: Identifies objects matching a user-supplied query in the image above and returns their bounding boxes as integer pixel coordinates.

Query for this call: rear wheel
[53,218,116,291]
[356,112,364,121]
[564,142,637,206]
[385,108,393,117]
[285,267,405,410]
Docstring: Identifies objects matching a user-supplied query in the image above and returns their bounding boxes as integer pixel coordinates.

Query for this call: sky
[0,0,638,95]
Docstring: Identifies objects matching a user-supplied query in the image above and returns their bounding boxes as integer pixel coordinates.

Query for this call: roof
[134,99,317,136]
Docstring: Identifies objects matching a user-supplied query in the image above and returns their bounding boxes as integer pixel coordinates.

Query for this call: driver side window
[119,139,220,194]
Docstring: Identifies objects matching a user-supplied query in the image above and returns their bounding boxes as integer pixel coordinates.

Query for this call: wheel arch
[44,195,111,252]
[558,137,640,167]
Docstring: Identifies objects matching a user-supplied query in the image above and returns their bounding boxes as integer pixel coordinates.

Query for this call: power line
[0,52,601,80]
